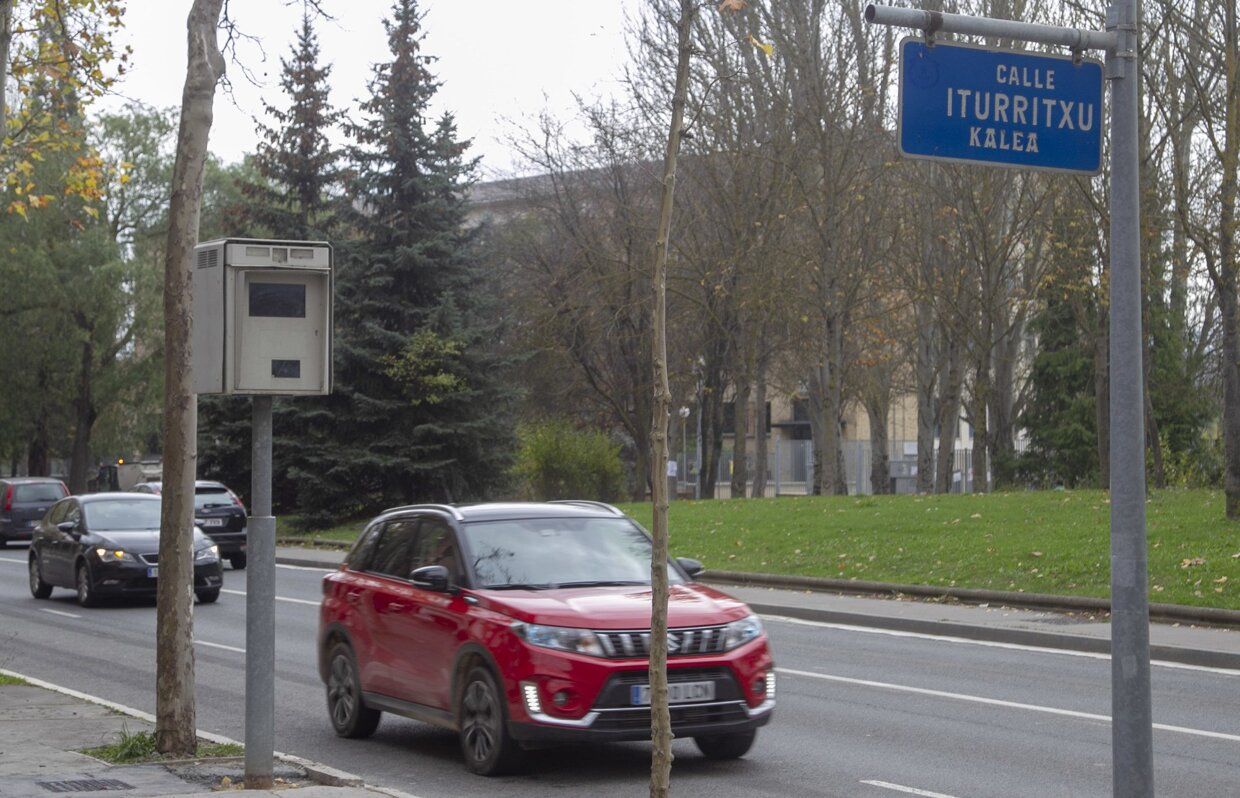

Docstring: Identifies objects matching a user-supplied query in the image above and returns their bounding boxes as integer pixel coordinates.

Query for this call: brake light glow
[2,485,11,512]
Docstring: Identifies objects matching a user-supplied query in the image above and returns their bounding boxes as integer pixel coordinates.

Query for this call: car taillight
[58,481,69,497]
[229,490,247,513]
[2,485,11,512]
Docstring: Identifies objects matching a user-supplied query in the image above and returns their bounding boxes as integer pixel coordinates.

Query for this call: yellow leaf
[7,201,28,220]
[748,34,774,57]
[718,0,747,11]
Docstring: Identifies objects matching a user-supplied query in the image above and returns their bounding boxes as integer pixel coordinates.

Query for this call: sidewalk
[275,545,1240,669]
[0,676,417,798]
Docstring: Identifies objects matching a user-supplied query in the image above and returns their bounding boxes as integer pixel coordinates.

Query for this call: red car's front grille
[594,626,728,658]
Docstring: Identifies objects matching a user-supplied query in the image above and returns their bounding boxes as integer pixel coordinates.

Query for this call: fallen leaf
[1180,557,1206,568]
[970,512,982,519]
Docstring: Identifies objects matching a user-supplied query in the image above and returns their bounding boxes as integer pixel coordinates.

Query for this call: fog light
[766,670,776,698]
[553,690,570,707]
[520,681,542,715]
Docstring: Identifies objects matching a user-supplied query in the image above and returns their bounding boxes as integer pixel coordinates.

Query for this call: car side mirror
[676,557,705,579]
[410,564,451,593]
[56,521,79,536]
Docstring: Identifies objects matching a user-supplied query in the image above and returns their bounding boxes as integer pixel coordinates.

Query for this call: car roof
[76,492,160,503]
[2,477,65,484]
[382,501,628,524]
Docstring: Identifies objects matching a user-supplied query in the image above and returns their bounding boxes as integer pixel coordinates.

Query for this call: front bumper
[202,529,247,555]
[91,559,224,595]
[502,635,775,743]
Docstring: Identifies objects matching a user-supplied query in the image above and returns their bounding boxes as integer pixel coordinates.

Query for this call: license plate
[630,680,715,706]
[147,567,158,578]
[199,518,225,527]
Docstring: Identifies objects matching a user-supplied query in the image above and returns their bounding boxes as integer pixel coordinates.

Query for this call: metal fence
[676,438,1018,498]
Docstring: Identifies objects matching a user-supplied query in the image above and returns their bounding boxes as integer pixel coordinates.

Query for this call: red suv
[318,501,775,775]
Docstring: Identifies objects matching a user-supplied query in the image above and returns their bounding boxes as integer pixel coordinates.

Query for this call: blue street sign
[898,38,1104,174]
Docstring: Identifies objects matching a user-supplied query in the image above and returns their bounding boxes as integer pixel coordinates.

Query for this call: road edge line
[745,602,1240,670]
[0,666,424,797]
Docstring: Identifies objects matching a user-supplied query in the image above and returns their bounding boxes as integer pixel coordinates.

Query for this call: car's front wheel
[694,729,757,760]
[458,666,523,776]
[326,642,380,738]
[75,562,100,608]
[196,589,221,604]
[28,555,52,599]
[229,553,246,570]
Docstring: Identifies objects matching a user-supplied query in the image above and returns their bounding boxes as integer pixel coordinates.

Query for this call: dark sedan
[135,481,249,569]
[1,478,69,546]
[27,493,224,607]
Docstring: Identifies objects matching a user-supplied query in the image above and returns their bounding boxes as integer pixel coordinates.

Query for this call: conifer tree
[287,0,516,522]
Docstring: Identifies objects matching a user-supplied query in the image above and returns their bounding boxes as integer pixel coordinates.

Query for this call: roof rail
[548,500,625,516]
[381,503,465,521]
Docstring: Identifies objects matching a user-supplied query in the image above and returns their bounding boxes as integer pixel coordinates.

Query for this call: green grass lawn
[284,489,1240,610]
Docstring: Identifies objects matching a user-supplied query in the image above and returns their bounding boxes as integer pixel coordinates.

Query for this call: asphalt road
[1,549,1238,798]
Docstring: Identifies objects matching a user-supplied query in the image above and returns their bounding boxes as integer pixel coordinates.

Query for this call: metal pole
[864,4,1115,52]
[245,395,275,789]
[681,415,688,497]
[1106,0,1154,793]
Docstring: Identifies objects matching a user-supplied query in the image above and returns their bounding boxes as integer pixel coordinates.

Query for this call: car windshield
[194,488,233,510]
[84,499,162,531]
[14,483,66,502]
[460,517,684,590]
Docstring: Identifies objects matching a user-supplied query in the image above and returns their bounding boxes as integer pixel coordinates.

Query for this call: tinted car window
[48,501,69,524]
[461,518,685,589]
[83,499,160,531]
[194,488,233,510]
[346,522,384,572]
[14,483,67,502]
[63,503,83,529]
[369,520,418,578]
[411,518,460,580]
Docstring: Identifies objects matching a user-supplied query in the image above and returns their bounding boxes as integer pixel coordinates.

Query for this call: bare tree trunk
[27,367,51,477]
[156,0,226,757]
[729,376,750,499]
[867,399,890,495]
[1093,315,1110,486]
[698,355,727,499]
[935,340,964,493]
[750,358,769,498]
[68,339,97,494]
[915,302,937,494]
[648,2,693,794]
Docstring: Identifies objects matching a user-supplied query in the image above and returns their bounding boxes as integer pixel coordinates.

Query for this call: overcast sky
[102,1,639,176]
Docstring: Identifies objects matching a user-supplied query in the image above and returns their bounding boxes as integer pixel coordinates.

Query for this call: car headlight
[194,545,220,563]
[513,623,605,657]
[94,548,135,563]
[722,615,763,650]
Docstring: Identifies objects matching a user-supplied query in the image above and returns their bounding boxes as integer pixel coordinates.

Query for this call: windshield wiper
[554,580,648,588]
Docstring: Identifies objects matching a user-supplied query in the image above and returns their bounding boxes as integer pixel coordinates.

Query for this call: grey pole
[862,7,1154,791]
[1106,0,1154,794]
[245,395,276,789]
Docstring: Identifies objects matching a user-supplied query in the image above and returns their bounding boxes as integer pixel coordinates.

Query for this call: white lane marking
[861,780,960,798]
[778,667,1240,743]
[0,557,27,564]
[40,608,81,619]
[195,639,245,654]
[762,614,1240,677]
[221,588,318,606]
[276,562,334,572]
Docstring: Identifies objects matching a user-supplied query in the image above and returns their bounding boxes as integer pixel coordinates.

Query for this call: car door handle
[381,603,407,614]
[345,590,363,605]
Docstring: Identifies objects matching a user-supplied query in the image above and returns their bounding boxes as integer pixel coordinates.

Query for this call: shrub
[514,421,624,502]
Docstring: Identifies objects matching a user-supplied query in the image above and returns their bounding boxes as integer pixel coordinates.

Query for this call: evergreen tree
[1020,294,1099,488]
[286,0,517,523]
[237,12,345,240]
